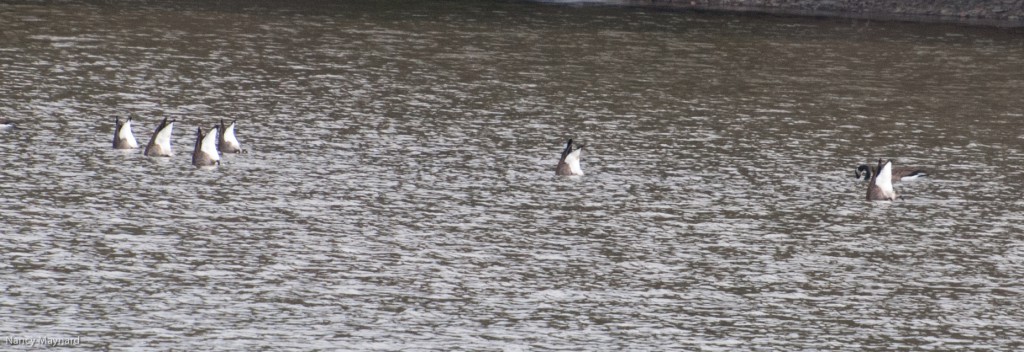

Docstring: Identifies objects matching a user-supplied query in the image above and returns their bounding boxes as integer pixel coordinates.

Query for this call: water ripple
[2,1,1024,350]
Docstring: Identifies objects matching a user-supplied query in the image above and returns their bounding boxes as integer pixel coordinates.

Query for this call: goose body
[856,164,926,182]
[866,159,897,201]
[144,117,174,157]
[555,139,583,176]
[219,119,242,153]
[113,116,139,149]
[192,126,221,167]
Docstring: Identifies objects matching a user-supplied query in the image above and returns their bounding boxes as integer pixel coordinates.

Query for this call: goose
[0,120,15,131]
[866,159,897,201]
[555,138,583,176]
[144,117,174,157]
[192,126,221,167]
[218,119,243,153]
[856,163,926,182]
[112,116,139,149]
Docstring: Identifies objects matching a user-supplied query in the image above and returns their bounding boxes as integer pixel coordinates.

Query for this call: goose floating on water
[219,119,243,153]
[555,138,584,176]
[856,163,926,182]
[192,126,221,167]
[144,117,174,157]
[113,116,139,149]
[866,159,898,201]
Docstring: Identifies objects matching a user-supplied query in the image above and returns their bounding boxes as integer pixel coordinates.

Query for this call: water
[2,0,1024,350]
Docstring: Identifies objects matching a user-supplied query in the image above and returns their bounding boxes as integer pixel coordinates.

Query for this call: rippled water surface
[2,1,1024,350]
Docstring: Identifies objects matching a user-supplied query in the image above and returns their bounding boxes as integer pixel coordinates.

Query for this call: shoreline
[550,0,1024,28]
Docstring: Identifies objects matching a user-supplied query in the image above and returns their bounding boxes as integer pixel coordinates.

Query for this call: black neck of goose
[561,139,573,160]
[856,165,871,180]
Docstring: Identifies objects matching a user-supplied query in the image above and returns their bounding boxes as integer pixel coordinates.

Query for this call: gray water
[2,0,1024,350]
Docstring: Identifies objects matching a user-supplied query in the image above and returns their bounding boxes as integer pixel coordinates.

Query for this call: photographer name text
[5,336,81,347]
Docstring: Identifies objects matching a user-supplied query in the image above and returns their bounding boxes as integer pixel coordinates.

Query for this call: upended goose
[144,117,174,157]
[113,116,139,149]
[555,138,583,176]
[219,119,243,153]
[192,126,221,167]
[866,159,898,201]
[856,163,926,182]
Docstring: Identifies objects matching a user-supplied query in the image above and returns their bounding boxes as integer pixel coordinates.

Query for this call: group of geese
[555,139,927,202]
[115,119,924,201]
[112,116,244,167]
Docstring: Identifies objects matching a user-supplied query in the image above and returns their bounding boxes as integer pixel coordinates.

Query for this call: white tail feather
[154,122,174,153]
[875,161,895,199]
[223,123,239,146]
[120,119,138,148]
[201,127,220,161]
[565,149,583,176]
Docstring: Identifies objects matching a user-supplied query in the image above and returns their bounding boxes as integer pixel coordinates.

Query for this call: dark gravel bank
[614,0,1024,26]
